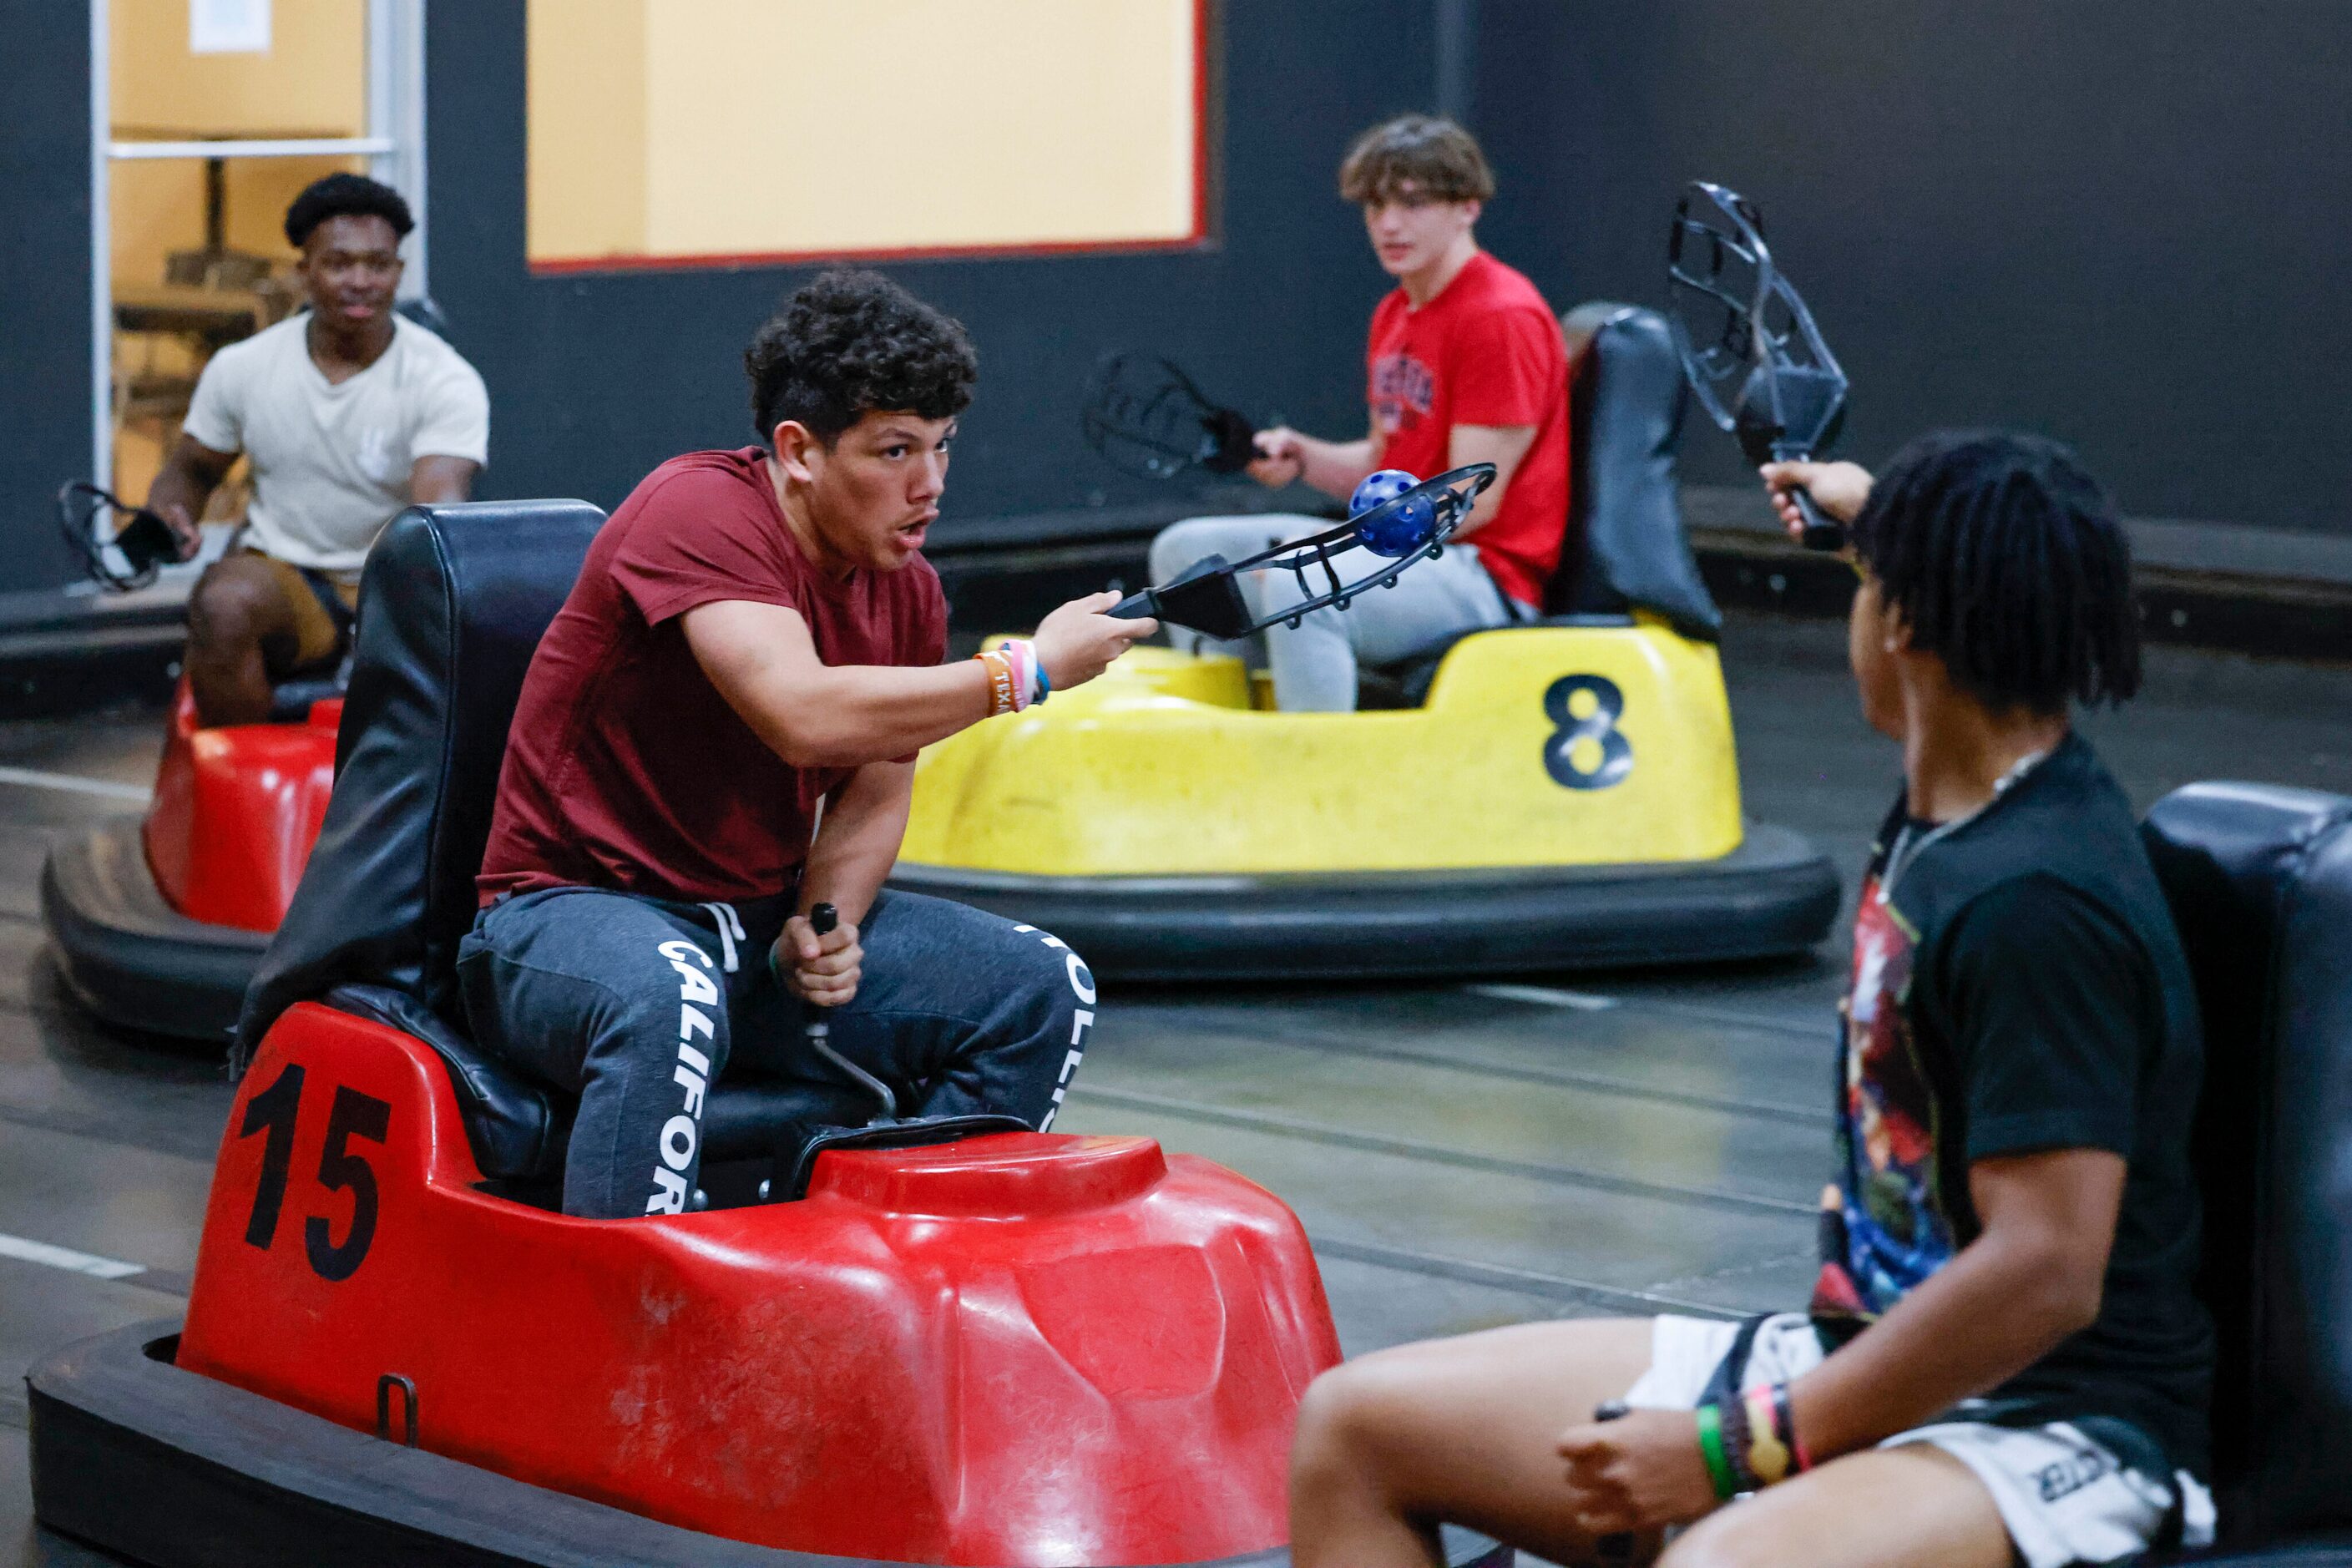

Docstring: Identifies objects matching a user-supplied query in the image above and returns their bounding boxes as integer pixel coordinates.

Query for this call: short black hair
[284,173,414,250]
[745,270,977,447]
[1853,429,2140,715]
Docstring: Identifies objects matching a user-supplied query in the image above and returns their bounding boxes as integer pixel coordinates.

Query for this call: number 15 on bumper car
[892,305,1839,978]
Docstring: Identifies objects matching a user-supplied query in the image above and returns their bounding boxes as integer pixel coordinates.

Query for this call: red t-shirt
[477,447,948,906]
[1365,251,1571,608]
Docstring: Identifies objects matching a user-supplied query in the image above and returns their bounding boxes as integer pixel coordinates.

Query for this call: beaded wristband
[1693,1403,1739,1501]
[1716,1390,1756,1493]
[1772,1383,1811,1474]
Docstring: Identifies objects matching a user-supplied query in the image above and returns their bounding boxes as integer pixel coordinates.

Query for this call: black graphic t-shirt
[1810,733,2215,1477]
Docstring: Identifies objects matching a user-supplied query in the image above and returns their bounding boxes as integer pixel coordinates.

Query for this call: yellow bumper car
[892,305,1839,979]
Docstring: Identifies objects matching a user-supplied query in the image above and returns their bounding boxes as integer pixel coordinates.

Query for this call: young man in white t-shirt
[148,173,490,726]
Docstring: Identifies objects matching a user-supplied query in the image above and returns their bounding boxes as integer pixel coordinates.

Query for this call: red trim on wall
[1191,0,1211,242]
[529,2,1216,279]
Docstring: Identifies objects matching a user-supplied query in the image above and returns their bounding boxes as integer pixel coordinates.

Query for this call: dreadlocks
[1851,430,2140,715]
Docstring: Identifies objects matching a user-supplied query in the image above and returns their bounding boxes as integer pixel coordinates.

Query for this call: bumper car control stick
[802,903,897,1125]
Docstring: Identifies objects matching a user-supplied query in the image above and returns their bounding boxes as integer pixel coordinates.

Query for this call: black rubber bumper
[38,815,266,1043]
[891,822,1842,980]
[28,1321,1506,1568]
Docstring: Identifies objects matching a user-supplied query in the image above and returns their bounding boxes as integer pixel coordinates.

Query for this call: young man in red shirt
[460,271,1155,1218]
[1146,115,1570,710]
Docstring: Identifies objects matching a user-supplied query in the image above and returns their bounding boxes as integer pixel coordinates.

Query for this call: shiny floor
[5,611,2351,1565]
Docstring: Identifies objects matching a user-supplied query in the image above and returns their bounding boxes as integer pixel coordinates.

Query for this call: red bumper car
[41,673,341,1043]
[25,501,1505,1568]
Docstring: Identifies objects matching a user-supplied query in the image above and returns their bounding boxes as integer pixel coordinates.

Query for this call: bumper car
[40,678,340,1042]
[25,499,1505,1568]
[893,304,1840,979]
[40,478,349,1040]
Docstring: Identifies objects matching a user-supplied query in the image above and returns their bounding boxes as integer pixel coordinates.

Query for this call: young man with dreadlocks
[1285,432,2214,1568]
[150,172,488,726]
[462,271,1153,1219]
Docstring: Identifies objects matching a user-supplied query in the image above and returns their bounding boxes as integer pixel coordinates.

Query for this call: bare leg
[1289,1318,1654,1568]
[186,556,297,726]
[1658,1446,2009,1568]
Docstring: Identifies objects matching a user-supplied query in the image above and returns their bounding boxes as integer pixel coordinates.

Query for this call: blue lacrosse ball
[1348,468,1434,557]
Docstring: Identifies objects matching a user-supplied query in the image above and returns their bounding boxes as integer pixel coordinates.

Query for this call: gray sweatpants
[456,886,1095,1218]
[1147,513,1524,710]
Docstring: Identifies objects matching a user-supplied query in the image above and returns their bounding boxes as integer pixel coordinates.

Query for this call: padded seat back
[2142,781,2352,1540]
[230,502,604,1171]
[1551,302,1720,640]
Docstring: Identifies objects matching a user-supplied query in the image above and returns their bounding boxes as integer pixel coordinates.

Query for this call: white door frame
[88,0,429,485]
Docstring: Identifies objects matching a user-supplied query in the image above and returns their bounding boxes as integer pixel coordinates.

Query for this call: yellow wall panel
[111,0,366,140]
[526,0,650,260]
[530,0,1201,268]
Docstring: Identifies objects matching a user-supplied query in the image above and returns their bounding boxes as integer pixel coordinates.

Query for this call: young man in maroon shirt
[461,271,1155,1218]
[1147,114,1571,710]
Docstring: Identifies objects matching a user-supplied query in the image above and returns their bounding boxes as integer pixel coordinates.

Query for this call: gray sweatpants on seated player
[456,885,1095,1218]
[1148,513,1525,711]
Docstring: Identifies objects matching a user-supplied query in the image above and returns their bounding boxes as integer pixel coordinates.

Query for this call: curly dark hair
[1852,429,2141,716]
[746,271,978,446]
[284,172,414,249]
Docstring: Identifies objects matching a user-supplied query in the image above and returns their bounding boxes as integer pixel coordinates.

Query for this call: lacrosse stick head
[57,481,178,593]
[1110,464,1495,637]
[1666,181,1848,467]
[1080,352,1260,480]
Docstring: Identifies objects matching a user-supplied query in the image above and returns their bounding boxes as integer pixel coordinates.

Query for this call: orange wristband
[975,650,1016,716]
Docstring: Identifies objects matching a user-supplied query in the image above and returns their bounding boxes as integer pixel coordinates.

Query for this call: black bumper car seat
[233,500,876,1194]
[2139,781,2352,1560]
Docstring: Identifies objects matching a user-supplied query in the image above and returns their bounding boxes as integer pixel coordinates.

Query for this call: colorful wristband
[975,649,1016,716]
[1693,1403,1739,1501]
[1742,1385,1792,1486]
[976,640,1047,716]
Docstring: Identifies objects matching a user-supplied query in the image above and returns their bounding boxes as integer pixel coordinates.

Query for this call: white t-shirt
[181,313,490,574]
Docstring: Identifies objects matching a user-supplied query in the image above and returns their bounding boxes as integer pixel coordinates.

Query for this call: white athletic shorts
[1621,1313,2215,1568]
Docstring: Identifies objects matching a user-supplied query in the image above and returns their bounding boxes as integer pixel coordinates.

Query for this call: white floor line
[0,765,152,803]
[1464,982,1618,1012]
[0,1230,146,1281]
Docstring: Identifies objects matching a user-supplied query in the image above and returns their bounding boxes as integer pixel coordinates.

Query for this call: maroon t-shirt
[477,447,948,906]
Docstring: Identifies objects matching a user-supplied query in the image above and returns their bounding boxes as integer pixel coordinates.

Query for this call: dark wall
[430,1,1442,535]
[1477,0,2352,532]
[18,1,2346,610]
[0,3,92,592]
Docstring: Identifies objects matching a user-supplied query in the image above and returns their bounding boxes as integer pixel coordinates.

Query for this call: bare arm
[1560,1147,2122,1531]
[800,760,912,931]
[146,435,240,559]
[772,759,913,1007]
[1443,422,1538,539]
[409,454,479,505]
[684,591,1153,770]
[1789,1147,2123,1454]
[687,601,992,769]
